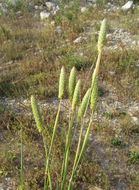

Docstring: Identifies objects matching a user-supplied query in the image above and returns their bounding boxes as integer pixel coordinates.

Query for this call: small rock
[131,116,139,125]
[109,71,115,76]
[132,41,137,45]
[40,10,50,20]
[81,7,88,13]
[52,5,60,15]
[16,10,21,15]
[34,5,39,10]
[136,63,139,67]
[50,21,55,26]
[45,2,55,11]
[128,105,139,116]
[121,1,134,12]
[56,26,62,34]
[73,36,87,44]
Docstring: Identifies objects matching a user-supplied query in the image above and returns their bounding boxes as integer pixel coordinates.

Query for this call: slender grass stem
[61,111,74,190]
[75,113,93,172]
[43,135,49,190]
[68,113,93,190]
[60,109,71,182]
[91,51,102,88]
[44,100,62,190]
[83,50,102,93]
[20,123,24,190]
[67,120,84,190]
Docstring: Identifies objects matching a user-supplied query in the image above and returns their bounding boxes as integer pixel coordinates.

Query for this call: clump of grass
[111,137,122,147]
[20,18,107,189]
[129,147,139,164]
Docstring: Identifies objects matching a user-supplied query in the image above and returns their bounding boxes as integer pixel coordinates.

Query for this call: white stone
[45,2,55,11]
[50,21,55,26]
[81,7,88,13]
[73,36,84,44]
[56,26,62,34]
[34,5,39,10]
[52,5,60,15]
[131,117,139,125]
[40,10,50,20]
[121,1,134,12]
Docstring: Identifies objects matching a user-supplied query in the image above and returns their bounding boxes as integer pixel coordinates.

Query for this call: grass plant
[30,18,107,190]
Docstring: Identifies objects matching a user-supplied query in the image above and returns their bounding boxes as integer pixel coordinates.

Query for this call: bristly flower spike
[58,66,65,99]
[31,95,43,133]
[69,67,76,102]
[97,18,107,53]
[72,80,81,111]
[78,88,91,121]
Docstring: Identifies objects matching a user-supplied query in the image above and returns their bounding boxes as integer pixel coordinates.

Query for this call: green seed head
[90,77,98,113]
[58,66,65,99]
[78,88,91,121]
[97,19,107,53]
[31,95,43,133]
[69,67,76,102]
[72,80,81,111]
[91,65,99,89]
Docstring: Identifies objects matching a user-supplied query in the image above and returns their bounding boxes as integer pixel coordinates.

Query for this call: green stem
[67,120,84,190]
[44,99,62,190]
[43,134,52,190]
[61,111,74,190]
[75,113,93,172]
[68,113,93,190]
[91,51,102,88]
[20,124,24,190]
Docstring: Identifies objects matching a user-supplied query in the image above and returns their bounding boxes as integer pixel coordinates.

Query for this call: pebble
[81,7,88,13]
[45,2,55,11]
[131,116,139,125]
[55,26,62,34]
[121,1,134,12]
[40,10,50,20]
[73,36,87,44]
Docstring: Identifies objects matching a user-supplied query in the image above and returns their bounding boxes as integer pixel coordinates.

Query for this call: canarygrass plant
[23,18,107,190]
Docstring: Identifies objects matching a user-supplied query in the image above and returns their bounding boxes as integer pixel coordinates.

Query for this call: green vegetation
[129,147,139,164]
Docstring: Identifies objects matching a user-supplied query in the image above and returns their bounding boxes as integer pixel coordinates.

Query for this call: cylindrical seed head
[97,18,107,53]
[69,67,76,102]
[31,95,43,133]
[58,66,65,99]
[72,80,81,111]
[90,77,98,113]
[91,64,99,89]
[78,88,91,121]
